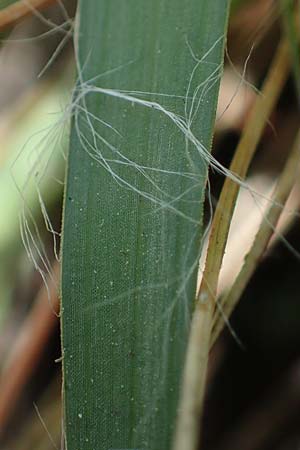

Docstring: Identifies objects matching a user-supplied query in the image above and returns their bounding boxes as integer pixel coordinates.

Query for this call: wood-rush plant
[0,0,299,449]
[61,1,230,449]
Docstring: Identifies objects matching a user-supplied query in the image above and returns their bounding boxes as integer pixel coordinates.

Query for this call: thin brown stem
[211,128,300,346]
[0,0,58,30]
[0,263,60,434]
[173,38,290,450]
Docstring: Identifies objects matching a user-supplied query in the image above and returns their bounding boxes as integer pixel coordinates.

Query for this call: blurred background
[0,0,299,449]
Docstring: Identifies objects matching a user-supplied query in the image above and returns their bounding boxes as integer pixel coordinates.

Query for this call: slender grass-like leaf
[61,1,229,449]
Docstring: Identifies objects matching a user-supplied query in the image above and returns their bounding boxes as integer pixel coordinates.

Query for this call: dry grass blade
[174,38,290,450]
[0,263,59,434]
[0,0,58,30]
[211,128,300,346]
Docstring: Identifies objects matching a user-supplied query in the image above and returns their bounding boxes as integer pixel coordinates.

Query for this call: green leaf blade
[61,1,230,449]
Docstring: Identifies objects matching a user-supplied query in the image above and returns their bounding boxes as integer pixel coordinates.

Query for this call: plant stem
[211,128,300,345]
[173,37,290,450]
[0,0,58,30]
[0,263,59,434]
